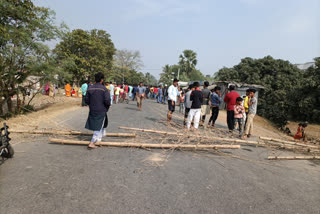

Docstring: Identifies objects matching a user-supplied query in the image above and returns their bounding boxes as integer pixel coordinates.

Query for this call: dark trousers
[81,96,87,106]
[227,110,235,131]
[184,108,190,125]
[209,107,219,125]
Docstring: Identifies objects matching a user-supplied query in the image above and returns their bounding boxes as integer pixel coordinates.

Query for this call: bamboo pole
[49,138,241,150]
[118,126,263,145]
[260,136,319,149]
[10,130,136,137]
[268,156,320,160]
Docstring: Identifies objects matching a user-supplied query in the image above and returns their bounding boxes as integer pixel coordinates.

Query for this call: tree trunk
[0,98,3,116]
[16,89,21,113]
[6,96,13,113]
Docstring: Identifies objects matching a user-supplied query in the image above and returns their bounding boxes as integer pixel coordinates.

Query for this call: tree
[160,50,205,85]
[53,29,115,84]
[0,0,62,115]
[144,72,158,86]
[288,57,320,123]
[179,49,198,76]
[112,49,144,84]
[114,49,143,71]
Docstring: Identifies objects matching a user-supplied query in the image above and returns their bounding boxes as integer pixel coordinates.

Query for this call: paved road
[1,99,320,214]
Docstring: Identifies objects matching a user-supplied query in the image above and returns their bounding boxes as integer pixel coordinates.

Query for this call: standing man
[85,72,111,149]
[128,84,133,100]
[81,81,89,106]
[153,86,158,99]
[184,84,194,126]
[167,78,179,122]
[136,82,146,111]
[162,84,168,104]
[243,89,257,138]
[145,86,150,99]
[132,85,138,101]
[208,86,222,127]
[157,85,163,103]
[149,86,154,99]
[108,81,114,105]
[187,82,203,130]
[224,85,240,132]
[200,81,211,125]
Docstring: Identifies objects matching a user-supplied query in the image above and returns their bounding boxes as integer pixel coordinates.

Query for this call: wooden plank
[10,130,136,137]
[268,156,320,160]
[118,126,262,145]
[49,138,241,150]
[260,136,319,149]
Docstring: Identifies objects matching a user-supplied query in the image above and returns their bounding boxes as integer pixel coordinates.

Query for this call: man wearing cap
[167,78,179,122]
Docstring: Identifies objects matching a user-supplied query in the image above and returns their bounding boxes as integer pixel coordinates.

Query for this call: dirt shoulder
[216,110,291,140]
[2,95,82,131]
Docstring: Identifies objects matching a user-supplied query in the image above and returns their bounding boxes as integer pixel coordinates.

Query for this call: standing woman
[73,85,78,97]
[65,82,72,97]
[114,85,120,104]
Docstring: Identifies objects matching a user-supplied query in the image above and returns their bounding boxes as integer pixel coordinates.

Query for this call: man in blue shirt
[132,85,138,101]
[208,86,222,127]
[136,82,146,111]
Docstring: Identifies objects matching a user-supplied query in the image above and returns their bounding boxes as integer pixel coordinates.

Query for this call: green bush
[214,56,320,127]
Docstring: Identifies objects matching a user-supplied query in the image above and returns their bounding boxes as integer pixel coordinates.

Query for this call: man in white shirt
[108,82,114,105]
[167,78,179,122]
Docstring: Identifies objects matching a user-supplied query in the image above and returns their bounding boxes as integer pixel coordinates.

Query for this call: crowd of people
[78,72,309,149]
[143,79,258,139]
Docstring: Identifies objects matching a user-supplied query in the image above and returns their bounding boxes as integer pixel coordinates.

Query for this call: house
[295,62,315,70]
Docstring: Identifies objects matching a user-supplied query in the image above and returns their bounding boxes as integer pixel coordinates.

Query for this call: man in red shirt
[223,85,240,132]
[153,87,158,99]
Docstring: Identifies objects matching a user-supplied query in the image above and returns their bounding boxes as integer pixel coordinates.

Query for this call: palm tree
[179,50,198,76]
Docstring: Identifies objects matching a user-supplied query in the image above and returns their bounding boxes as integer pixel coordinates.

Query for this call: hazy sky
[35,0,320,78]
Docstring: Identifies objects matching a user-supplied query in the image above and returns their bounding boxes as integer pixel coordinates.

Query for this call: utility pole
[177,68,180,80]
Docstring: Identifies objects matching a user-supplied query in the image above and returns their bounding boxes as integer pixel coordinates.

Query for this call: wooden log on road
[118,126,262,145]
[49,138,241,150]
[260,136,319,149]
[10,130,136,138]
[268,156,320,160]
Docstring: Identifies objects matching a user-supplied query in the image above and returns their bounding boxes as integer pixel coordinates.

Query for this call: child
[243,89,257,138]
[179,92,185,114]
[187,82,203,130]
[233,97,245,137]
[294,122,308,142]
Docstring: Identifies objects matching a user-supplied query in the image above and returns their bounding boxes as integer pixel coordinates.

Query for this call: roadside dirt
[215,110,290,140]
[286,122,320,141]
[2,95,82,133]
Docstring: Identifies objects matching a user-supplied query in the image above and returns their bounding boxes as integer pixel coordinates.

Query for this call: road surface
[1,99,319,214]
